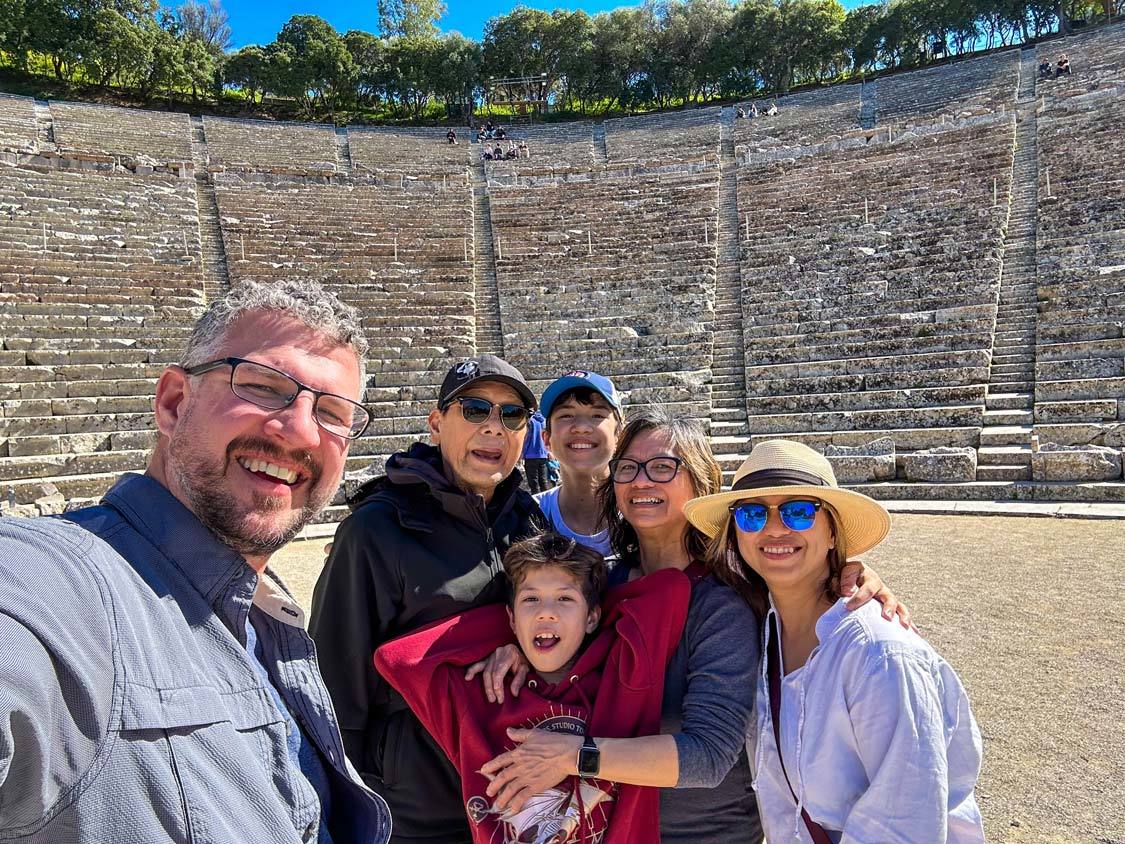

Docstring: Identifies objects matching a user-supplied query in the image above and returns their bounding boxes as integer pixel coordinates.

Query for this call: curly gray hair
[181,280,369,389]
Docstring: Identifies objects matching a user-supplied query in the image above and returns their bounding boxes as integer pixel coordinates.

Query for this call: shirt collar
[764,594,852,647]
[103,472,254,611]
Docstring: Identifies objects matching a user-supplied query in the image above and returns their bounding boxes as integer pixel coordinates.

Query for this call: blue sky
[223,0,634,49]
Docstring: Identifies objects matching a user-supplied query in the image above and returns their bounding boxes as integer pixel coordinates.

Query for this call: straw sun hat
[683,440,892,556]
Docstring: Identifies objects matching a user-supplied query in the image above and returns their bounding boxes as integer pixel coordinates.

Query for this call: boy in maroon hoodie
[375,534,690,844]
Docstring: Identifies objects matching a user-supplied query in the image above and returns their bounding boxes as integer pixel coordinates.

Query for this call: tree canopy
[0,0,1116,120]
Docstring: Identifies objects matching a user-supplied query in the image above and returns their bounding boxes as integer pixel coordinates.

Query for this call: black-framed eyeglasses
[445,396,530,432]
[609,456,683,484]
[183,357,371,440]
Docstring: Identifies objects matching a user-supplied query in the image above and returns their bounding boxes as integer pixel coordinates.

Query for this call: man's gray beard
[169,431,332,558]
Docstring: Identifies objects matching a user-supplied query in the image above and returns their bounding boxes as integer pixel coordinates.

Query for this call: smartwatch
[577,735,600,778]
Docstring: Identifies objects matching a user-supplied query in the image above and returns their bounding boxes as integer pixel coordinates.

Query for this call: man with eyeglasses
[0,280,391,843]
[310,354,546,844]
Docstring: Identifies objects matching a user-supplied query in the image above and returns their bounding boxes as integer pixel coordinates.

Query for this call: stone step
[979,425,1032,447]
[978,445,1033,467]
[991,379,1033,393]
[746,404,983,435]
[985,392,1033,410]
[749,426,981,452]
[983,408,1033,426]
[976,464,1032,481]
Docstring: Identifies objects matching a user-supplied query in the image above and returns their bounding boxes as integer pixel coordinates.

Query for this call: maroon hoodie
[375,568,691,844]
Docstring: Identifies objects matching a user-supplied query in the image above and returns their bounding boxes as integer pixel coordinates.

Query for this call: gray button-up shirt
[0,473,392,844]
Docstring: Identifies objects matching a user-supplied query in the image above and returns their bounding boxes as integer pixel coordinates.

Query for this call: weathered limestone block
[901,446,977,483]
[1104,425,1125,450]
[1031,443,1123,482]
[823,438,896,484]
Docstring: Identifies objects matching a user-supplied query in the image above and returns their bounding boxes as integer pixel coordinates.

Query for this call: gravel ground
[271,513,1125,843]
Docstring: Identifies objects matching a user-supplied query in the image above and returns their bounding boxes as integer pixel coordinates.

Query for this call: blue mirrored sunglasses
[730,499,822,533]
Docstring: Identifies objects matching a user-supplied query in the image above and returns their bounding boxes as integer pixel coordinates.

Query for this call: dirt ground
[272,513,1125,843]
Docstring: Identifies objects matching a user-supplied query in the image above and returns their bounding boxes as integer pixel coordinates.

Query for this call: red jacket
[375,568,691,844]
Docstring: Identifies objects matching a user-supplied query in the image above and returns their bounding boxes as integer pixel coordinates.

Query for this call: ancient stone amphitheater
[1,24,1123,523]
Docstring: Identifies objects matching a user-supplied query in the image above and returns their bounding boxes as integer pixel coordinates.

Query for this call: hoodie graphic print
[375,568,692,844]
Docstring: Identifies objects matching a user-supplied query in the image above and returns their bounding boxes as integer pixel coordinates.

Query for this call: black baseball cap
[438,355,537,410]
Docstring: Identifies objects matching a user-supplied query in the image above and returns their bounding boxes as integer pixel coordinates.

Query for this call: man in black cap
[310,355,545,844]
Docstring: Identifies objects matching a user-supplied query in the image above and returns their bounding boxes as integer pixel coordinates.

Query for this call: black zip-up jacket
[309,442,545,844]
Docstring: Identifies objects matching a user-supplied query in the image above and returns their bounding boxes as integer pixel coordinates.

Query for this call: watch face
[577,746,600,777]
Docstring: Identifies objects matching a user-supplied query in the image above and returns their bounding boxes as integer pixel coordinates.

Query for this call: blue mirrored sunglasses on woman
[730,499,822,533]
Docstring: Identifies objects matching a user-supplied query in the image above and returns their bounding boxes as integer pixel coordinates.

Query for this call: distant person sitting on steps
[1038,60,1052,78]
[496,126,507,140]
[1056,54,1071,76]
[737,106,746,119]
[749,102,759,117]
[477,128,487,144]
[447,129,458,144]
[765,101,778,116]
[518,140,529,158]
[494,145,505,160]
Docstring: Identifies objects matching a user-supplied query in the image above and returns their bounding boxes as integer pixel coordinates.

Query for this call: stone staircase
[709,109,752,482]
[33,100,56,152]
[593,122,608,163]
[859,82,877,129]
[190,115,231,302]
[977,50,1040,482]
[471,160,504,356]
[334,126,352,175]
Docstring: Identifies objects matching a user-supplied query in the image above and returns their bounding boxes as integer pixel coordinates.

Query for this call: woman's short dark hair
[503,533,607,608]
[597,406,722,567]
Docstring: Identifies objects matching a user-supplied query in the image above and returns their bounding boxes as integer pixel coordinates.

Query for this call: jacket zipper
[485,526,503,577]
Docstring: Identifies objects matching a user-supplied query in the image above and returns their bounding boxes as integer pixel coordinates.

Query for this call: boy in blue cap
[535,370,624,557]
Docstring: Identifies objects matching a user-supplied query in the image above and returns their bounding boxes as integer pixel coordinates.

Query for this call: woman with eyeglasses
[684,440,984,843]
[480,408,911,844]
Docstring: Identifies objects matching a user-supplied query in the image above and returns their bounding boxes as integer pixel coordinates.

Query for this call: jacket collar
[353,441,529,533]
[104,473,251,610]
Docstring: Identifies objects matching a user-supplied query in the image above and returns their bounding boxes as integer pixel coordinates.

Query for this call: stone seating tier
[736,119,1012,443]
[734,85,861,154]
[490,165,718,413]
[1035,23,1125,106]
[202,117,337,175]
[483,121,595,173]
[0,164,205,318]
[1034,86,1124,441]
[347,127,471,177]
[214,177,477,371]
[49,101,193,164]
[0,93,37,154]
[875,49,1020,126]
[603,107,721,164]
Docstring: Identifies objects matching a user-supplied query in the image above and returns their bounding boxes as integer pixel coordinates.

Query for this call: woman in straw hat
[481,409,911,843]
[685,439,985,843]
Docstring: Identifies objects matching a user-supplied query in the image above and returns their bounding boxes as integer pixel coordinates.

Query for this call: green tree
[431,32,482,116]
[379,35,439,117]
[223,44,270,103]
[344,29,385,106]
[377,0,446,38]
[275,15,355,116]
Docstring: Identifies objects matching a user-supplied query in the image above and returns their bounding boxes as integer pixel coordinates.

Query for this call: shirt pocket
[117,683,286,843]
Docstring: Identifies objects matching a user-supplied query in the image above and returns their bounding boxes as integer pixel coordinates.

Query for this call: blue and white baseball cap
[540,370,623,419]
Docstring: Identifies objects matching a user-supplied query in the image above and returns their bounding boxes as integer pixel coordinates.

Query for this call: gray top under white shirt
[660,571,764,843]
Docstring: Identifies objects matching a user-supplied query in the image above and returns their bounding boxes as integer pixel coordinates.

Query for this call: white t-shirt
[534,487,612,557]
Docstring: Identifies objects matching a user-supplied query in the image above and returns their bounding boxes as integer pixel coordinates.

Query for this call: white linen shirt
[747,598,985,843]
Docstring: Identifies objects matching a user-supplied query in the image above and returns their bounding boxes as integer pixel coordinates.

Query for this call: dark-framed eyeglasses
[446,396,530,431]
[609,455,683,484]
[730,499,822,533]
[182,357,370,440]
